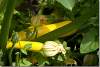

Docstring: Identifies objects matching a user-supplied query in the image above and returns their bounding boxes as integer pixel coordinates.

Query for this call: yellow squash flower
[18,20,73,40]
[6,41,43,51]
[37,20,71,37]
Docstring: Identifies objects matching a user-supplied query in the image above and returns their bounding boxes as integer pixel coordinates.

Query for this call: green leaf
[80,29,99,53]
[31,52,49,66]
[57,55,63,61]
[20,49,27,55]
[38,60,49,67]
[20,43,32,55]
[19,58,32,66]
[62,41,67,48]
[56,0,75,11]
[24,43,32,49]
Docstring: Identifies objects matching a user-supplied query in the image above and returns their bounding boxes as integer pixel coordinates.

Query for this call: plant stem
[9,43,15,65]
[31,0,46,39]
[0,0,16,65]
[16,52,20,67]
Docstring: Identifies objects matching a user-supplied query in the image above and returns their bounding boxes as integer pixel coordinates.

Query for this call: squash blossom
[37,20,71,37]
[6,41,43,51]
[18,20,72,40]
[42,41,66,57]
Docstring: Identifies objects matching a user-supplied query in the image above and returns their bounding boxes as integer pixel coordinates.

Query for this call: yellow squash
[6,41,43,51]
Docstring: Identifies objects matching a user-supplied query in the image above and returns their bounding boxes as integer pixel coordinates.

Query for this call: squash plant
[0,0,99,66]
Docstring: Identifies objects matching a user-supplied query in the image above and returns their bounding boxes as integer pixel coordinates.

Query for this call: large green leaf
[80,29,99,53]
[56,0,75,11]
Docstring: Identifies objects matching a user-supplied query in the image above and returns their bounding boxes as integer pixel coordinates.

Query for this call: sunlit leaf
[57,55,63,61]
[80,28,99,53]
[56,0,75,11]
[20,49,27,55]
[19,58,32,66]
